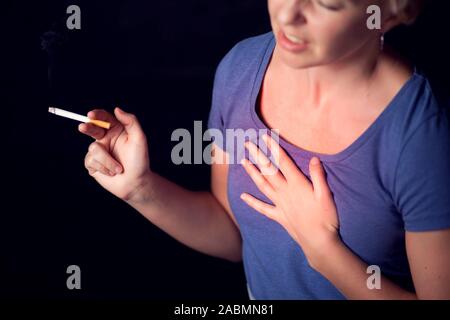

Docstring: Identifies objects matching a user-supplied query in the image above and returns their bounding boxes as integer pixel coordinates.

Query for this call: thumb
[114,107,144,137]
[309,157,331,200]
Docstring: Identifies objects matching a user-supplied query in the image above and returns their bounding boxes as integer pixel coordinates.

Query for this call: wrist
[124,170,156,205]
[305,236,344,273]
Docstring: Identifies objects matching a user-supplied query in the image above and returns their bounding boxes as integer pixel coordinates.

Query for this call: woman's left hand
[240,134,341,266]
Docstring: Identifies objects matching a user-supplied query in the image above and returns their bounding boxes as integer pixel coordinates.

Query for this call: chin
[278,51,324,69]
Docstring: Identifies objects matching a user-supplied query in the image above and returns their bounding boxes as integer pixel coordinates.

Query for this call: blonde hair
[389,0,425,25]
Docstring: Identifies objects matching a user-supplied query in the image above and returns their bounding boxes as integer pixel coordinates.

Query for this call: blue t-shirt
[207,32,450,299]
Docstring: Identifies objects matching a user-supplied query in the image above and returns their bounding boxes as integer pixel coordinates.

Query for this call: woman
[79,0,450,299]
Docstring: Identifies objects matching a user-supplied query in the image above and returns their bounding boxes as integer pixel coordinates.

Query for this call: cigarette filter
[48,107,111,129]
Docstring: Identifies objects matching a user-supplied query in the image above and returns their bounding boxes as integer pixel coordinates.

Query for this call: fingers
[84,142,123,176]
[263,134,310,188]
[309,157,331,200]
[262,134,297,175]
[240,192,277,220]
[114,107,144,138]
[88,109,119,127]
[241,158,277,202]
[78,108,119,140]
[86,157,116,176]
[78,122,106,140]
[245,141,285,188]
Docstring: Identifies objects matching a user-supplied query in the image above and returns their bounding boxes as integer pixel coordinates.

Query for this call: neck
[272,38,382,109]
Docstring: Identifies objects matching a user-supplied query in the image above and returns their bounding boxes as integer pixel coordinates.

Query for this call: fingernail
[310,157,320,165]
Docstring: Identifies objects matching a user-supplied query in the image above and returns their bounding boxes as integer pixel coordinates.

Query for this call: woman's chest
[227,160,404,263]
[259,102,377,155]
[257,84,383,155]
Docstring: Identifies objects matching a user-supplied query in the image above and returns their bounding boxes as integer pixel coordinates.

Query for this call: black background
[3,0,449,299]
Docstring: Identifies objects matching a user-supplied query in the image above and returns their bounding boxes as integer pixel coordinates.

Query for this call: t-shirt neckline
[248,32,420,163]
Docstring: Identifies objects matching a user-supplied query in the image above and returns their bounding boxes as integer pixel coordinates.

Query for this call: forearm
[311,241,417,300]
[125,172,242,262]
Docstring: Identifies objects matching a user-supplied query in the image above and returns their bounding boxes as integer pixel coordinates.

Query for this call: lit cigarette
[48,107,111,129]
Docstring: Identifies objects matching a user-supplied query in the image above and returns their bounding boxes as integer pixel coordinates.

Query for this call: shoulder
[210,32,274,123]
[209,32,273,129]
[379,69,449,187]
[389,71,449,143]
[390,72,450,174]
[214,32,274,84]
[387,73,450,231]
[219,31,273,67]
[378,50,448,135]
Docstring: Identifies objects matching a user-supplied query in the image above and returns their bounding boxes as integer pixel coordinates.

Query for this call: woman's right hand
[79,107,152,202]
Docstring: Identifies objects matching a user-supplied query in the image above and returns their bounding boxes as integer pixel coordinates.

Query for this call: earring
[380,33,385,51]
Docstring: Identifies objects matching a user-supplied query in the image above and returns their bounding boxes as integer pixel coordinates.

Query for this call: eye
[316,0,343,11]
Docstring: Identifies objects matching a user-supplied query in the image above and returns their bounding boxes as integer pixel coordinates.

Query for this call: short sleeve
[394,110,450,232]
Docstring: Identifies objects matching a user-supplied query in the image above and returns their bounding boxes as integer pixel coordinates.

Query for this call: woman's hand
[240,134,340,267]
[79,107,152,203]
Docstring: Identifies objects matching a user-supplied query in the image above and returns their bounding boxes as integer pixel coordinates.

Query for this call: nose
[277,0,307,26]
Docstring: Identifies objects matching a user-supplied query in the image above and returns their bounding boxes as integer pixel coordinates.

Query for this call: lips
[285,33,305,44]
[277,30,308,53]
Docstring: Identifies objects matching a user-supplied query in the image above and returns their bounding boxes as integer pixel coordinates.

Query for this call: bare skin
[80,0,450,299]
[238,0,450,299]
[79,108,241,262]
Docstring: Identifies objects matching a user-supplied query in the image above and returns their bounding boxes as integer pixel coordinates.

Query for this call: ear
[381,14,402,33]
[380,0,403,33]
